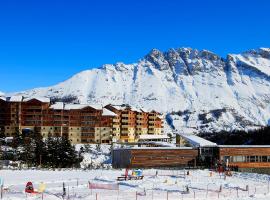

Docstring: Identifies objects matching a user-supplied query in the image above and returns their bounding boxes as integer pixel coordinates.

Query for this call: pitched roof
[179,133,217,147]
[102,108,117,116]
[64,104,89,110]
[9,96,23,102]
[49,102,103,111]
[23,97,50,103]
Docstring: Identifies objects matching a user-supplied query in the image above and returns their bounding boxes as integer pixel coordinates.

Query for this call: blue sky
[1,0,270,92]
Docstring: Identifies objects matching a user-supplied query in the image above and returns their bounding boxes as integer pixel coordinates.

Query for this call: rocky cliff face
[11,47,270,133]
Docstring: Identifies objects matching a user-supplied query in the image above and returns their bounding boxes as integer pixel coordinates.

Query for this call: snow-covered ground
[1,169,270,200]
[76,144,112,169]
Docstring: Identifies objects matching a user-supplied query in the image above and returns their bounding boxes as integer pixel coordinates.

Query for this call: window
[249,156,256,162]
[223,156,231,163]
[233,156,245,162]
[262,156,267,162]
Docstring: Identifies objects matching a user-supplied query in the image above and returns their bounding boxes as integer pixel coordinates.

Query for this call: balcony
[148,116,156,119]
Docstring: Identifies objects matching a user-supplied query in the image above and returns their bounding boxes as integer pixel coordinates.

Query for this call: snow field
[1,169,270,199]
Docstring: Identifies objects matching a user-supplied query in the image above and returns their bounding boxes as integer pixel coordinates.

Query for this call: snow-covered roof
[49,102,103,110]
[23,97,50,103]
[179,134,217,147]
[50,102,64,109]
[88,104,102,110]
[111,105,130,111]
[9,96,23,102]
[102,108,117,116]
[138,134,170,140]
[64,104,89,110]
[110,104,141,112]
[140,108,149,113]
[114,147,194,150]
[131,107,141,112]
[218,145,270,148]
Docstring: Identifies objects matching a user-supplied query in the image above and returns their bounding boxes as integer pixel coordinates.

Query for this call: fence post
[237,187,239,198]
[166,191,168,200]
[193,191,195,199]
[96,193,98,200]
[136,191,137,200]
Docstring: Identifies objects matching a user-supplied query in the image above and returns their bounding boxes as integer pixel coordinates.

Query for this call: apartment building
[105,104,164,143]
[0,96,115,144]
[0,96,164,144]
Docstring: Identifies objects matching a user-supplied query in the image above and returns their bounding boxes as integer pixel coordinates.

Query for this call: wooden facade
[112,148,198,168]
[112,145,270,169]
[218,146,270,168]
[0,97,115,144]
[0,98,10,134]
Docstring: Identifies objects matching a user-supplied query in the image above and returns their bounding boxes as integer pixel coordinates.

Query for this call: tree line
[200,126,270,145]
[0,131,83,168]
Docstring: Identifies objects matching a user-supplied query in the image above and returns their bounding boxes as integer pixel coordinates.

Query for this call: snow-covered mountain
[0,91,4,96]
[10,47,270,133]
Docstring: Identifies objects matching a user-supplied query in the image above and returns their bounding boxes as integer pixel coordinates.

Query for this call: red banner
[89,182,119,190]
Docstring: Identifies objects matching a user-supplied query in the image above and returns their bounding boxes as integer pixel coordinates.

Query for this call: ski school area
[1,169,270,200]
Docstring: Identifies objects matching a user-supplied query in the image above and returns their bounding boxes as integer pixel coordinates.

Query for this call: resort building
[0,96,164,144]
[105,104,164,143]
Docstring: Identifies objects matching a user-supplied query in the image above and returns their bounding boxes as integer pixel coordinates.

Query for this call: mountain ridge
[5,47,270,133]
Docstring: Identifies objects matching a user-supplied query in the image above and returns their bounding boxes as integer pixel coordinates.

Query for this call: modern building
[112,147,198,168]
[112,134,270,173]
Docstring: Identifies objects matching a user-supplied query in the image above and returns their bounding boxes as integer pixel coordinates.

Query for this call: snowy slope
[1,169,270,200]
[10,47,270,133]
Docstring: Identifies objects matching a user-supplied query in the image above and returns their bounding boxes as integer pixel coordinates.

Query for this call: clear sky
[1,0,270,92]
